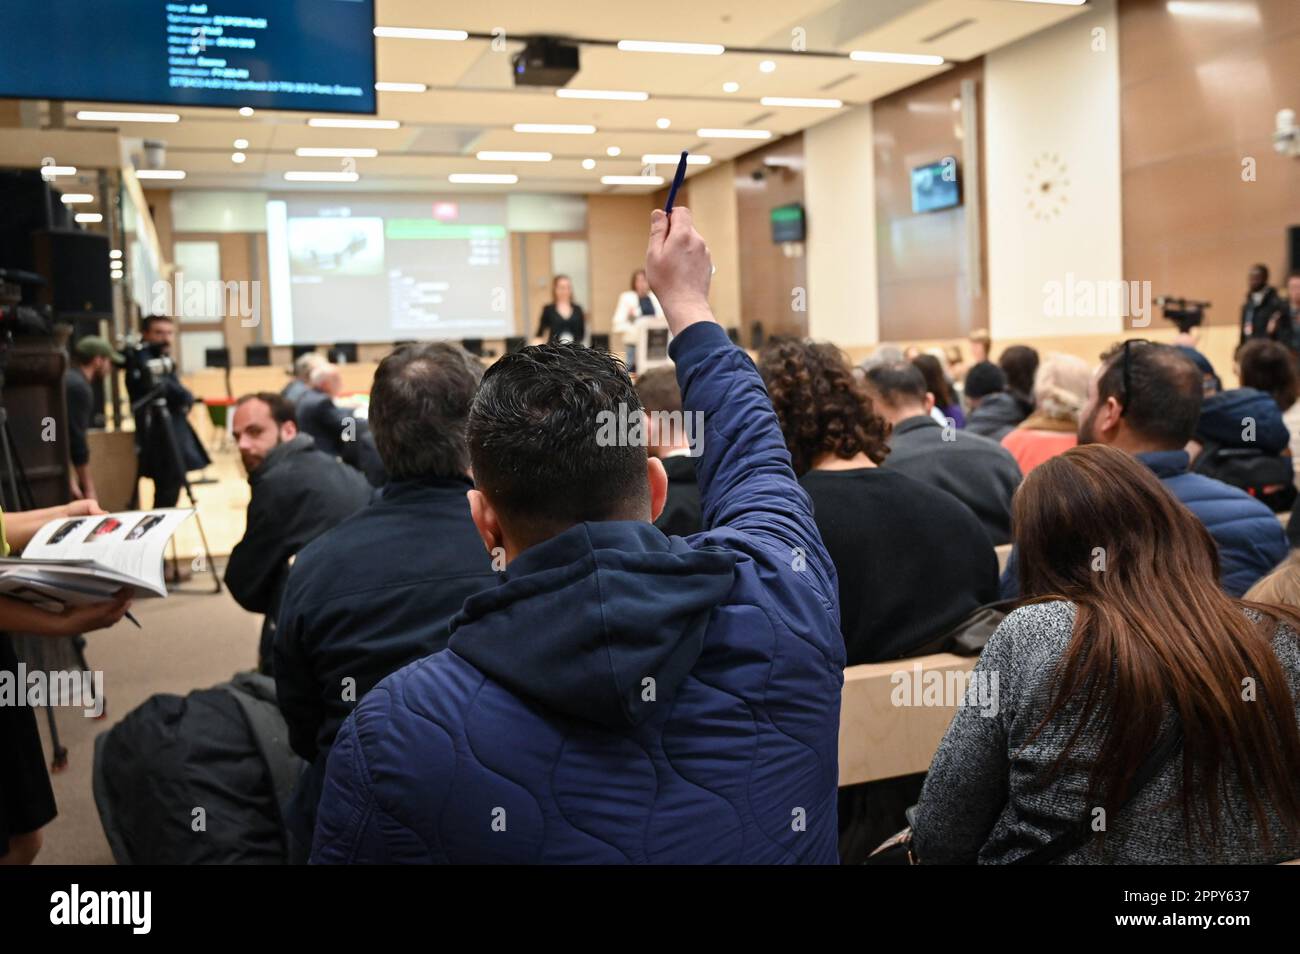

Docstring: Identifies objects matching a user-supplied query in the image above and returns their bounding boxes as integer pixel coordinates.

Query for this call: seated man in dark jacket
[296,364,386,487]
[864,362,1022,545]
[226,393,373,673]
[1001,342,1287,599]
[635,365,702,537]
[274,343,498,860]
[963,361,1027,441]
[312,207,845,864]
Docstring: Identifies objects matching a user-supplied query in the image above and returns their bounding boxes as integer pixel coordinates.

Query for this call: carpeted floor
[31,564,261,865]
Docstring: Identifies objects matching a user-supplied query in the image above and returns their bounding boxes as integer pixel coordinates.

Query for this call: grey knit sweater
[912,601,1300,864]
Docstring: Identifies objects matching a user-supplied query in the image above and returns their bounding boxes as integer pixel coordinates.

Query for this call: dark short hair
[999,345,1039,396]
[964,361,1007,399]
[369,342,483,481]
[759,339,890,475]
[142,314,174,333]
[236,391,295,426]
[634,365,682,415]
[1238,339,1299,412]
[1096,342,1202,447]
[468,344,648,545]
[863,361,928,406]
[1252,263,1270,280]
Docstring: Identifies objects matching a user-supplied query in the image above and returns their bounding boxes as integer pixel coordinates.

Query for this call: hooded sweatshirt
[311,322,846,864]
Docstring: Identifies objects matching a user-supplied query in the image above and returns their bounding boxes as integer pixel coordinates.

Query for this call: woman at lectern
[534,275,586,346]
[612,268,665,364]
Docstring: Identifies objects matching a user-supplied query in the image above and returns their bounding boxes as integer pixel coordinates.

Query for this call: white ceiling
[52,0,1086,195]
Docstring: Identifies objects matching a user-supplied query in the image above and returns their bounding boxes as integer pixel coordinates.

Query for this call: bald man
[295,363,386,486]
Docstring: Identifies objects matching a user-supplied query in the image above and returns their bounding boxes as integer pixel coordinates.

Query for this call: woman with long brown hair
[913,443,1300,863]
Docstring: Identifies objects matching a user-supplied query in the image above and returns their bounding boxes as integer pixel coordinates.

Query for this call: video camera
[120,333,176,397]
[1156,296,1211,334]
[0,266,58,391]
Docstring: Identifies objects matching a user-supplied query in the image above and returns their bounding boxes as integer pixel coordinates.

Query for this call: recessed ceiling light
[308,117,400,129]
[74,213,103,223]
[234,138,249,149]
[656,117,671,129]
[476,151,552,162]
[375,81,428,93]
[231,152,247,164]
[556,89,649,102]
[284,171,360,182]
[722,82,740,93]
[295,147,379,158]
[40,165,76,179]
[109,249,123,259]
[582,158,596,170]
[642,154,711,165]
[760,96,843,109]
[606,146,622,157]
[617,40,724,55]
[374,26,469,40]
[77,110,180,123]
[239,106,255,116]
[601,175,665,185]
[135,169,187,180]
[60,193,95,204]
[513,123,596,134]
[850,50,945,65]
[697,128,772,140]
[759,60,776,73]
[449,173,518,184]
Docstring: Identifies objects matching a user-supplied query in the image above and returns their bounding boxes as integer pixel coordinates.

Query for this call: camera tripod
[131,384,222,594]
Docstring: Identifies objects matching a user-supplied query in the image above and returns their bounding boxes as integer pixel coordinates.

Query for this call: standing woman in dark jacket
[533,274,586,345]
[913,444,1300,864]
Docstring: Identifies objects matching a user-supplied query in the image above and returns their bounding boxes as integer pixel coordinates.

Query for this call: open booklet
[0,509,194,612]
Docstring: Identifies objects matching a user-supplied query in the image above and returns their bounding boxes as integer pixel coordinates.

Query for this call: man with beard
[1001,341,1286,599]
[225,392,372,673]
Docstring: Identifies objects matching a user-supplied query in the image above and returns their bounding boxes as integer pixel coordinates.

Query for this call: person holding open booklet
[1,499,136,866]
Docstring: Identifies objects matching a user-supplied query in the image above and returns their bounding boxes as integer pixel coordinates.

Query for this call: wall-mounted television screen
[910,157,961,214]
[771,203,806,243]
[0,1,376,114]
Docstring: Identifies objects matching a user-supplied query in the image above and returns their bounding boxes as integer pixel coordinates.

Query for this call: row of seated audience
[197,212,1300,863]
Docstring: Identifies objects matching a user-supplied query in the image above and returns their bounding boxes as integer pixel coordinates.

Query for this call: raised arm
[644,208,835,607]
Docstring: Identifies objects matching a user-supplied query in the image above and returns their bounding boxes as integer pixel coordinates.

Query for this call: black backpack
[1192,440,1297,513]
[93,672,304,864]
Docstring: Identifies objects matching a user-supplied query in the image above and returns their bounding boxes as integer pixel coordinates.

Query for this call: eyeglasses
[1118,338,1151,417]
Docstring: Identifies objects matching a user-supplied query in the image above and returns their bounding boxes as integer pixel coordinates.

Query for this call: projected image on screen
[288,218,384,277]
[267,196,516,344]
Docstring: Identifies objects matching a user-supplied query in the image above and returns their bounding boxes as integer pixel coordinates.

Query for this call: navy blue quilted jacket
[310,322,846,864]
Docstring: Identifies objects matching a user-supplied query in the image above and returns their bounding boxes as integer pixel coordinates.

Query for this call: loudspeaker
[461,338,484,357]
[292,344,316,361]
[32,229,112,318]
[245,345,271,367]
[590,333,611,352]
[1288,225,1300,277]
[205,348,231,369]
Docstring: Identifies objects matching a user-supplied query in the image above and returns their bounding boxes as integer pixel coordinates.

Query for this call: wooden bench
[995,543,1013,573]
[838,652,976,786]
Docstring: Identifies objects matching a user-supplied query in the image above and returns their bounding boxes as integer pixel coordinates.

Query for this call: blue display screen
[1,1,375,113]
[910,157,961,214]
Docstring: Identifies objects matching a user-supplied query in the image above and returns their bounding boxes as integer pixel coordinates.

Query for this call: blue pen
[664,151,689,214]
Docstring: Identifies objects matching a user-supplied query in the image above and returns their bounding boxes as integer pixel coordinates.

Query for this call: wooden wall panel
[1120,0,1300,331]
[733,134,806,340]
[873,60,986,343]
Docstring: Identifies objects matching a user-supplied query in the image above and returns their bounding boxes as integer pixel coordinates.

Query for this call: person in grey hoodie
[912,443,1300,864]
[964,361,1027,441]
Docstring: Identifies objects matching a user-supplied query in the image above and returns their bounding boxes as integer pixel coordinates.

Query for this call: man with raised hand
[311,207,844,864]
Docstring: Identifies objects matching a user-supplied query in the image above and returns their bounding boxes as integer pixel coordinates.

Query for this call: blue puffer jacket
[1001,449,1288,599]
[1196,387,1291,455]
[310,322,846,864]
